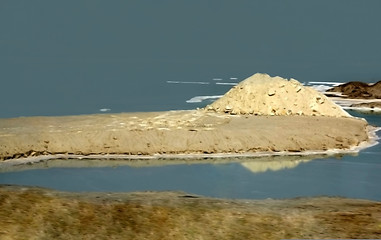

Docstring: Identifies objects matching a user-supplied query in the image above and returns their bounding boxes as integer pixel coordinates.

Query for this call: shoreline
[0,110,374,161]
[0,123,379,170]
[327,95,381,112]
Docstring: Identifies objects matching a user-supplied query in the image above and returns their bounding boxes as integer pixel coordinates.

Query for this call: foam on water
[166,81,210,85]
[303,81,342,93]
[215,82,238,86]
[344,106,381,113]
[308,84,334,92]
[186,95,223,103]
[307,81,342,86]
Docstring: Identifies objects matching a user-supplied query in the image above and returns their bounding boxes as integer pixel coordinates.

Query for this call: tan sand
[0,110,370,160]
[205,73,350,117]
[1,185,380,240]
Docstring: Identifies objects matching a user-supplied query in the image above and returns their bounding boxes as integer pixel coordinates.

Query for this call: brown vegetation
[0,186,380,239]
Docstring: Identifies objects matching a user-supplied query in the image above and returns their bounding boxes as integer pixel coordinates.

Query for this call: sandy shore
[0,185,380,240]
[0,110,371,161]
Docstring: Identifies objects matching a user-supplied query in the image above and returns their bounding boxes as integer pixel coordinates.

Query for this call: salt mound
[205,73,350,117]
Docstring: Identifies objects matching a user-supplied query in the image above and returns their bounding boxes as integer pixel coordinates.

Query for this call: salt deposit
[205,73,350,117]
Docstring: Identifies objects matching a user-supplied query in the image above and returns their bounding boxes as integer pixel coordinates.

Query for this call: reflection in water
[0,154,328,173]
[241,157,311,173]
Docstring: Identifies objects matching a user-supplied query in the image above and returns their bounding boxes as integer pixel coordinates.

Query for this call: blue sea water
[1,0,381,118]
[0,1,381,200]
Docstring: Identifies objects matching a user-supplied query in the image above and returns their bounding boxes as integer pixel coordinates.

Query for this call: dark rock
[327,81,381,99]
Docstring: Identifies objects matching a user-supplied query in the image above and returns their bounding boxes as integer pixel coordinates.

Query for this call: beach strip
[0,110,371,161]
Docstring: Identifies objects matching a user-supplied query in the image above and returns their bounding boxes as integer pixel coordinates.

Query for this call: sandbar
[0,110,372,161]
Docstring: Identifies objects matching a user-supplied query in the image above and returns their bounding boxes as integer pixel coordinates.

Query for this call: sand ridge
[0,111,370,160]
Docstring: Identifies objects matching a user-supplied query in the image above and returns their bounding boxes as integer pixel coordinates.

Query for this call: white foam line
[0,146,373,168]
[230,77,238,80]
[329,97,381,107]
[309,85,333,93]
[216,82,238,86]
[186,95,223,103]
[212,78,223,81]
[166,81,210,85]
[361,126,381,150]
[308,81,342,86]
[343,107,381,113]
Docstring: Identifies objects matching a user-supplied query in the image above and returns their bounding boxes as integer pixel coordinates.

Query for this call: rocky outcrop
[205,73,350,117]
[327,81,381,99]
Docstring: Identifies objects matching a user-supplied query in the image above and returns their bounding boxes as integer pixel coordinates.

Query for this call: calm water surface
[1,1,381,118]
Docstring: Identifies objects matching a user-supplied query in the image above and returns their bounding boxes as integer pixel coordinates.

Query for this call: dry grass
[0,186,381,240]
